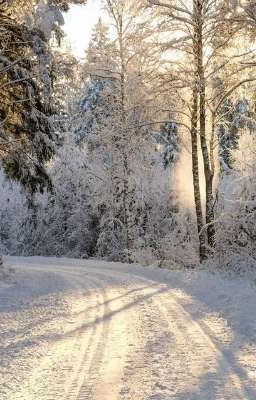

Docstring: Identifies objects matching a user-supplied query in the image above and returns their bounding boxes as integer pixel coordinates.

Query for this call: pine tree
[74,19,117,145]
[0,1,88,194]
[0,9,55,193]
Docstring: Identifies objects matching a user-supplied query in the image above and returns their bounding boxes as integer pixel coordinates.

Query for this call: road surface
[0,257,256,399]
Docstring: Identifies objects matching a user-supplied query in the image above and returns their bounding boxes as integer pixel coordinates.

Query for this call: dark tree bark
[190,82,207,261]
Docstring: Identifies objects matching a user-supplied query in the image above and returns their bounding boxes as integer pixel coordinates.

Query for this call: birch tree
[148,0,256,260]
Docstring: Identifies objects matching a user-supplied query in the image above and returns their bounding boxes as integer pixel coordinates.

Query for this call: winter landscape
[1,0,256,399]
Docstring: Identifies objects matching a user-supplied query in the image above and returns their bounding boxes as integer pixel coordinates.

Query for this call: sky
[63,0,103,59]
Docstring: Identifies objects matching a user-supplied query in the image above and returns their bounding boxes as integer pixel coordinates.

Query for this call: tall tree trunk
[210,111,216,175]
[119,19,133,263]
[194,0,215,250]
[191,83,207,261]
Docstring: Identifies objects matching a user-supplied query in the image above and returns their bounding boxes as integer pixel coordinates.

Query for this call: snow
[1,256,256,399]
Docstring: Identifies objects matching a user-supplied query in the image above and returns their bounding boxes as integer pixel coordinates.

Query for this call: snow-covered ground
[1,257,256,400]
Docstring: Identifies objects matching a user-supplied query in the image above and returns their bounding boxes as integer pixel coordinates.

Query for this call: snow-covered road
[1,258,256,400]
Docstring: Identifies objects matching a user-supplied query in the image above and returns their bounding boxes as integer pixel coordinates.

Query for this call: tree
[217,98,256,172]
[74,19,117,145]
[0,1,88,191]
[0,0,87,268]
[159,121,180,168]
[0,10,56,192]
[17,132,97,258]
[102,0,168,262]
[69,4,174,263]
[148,0,256,260]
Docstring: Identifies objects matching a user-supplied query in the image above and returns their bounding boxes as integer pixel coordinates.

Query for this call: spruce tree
[0,9,55,193]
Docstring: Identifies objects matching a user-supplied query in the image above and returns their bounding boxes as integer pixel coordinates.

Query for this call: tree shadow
[0,284,168,357]
[0,282,158,342]
[173,358,256,400]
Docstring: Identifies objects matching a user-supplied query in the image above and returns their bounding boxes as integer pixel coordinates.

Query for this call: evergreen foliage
[218,99,256,171]
[0,8,55,192]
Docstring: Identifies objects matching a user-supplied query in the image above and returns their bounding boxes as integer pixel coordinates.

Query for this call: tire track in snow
[12,272,103,400]
[154,289,251,399]
[75,278,111,400]
[114,271,252,400]
[55,275,105,400]
[74,274,138,400]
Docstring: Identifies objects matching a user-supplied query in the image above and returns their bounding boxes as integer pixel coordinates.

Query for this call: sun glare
[63,0,103,59]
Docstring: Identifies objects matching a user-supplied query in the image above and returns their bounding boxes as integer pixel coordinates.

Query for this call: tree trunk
[119,19,133,263]
[194,0,215,250]
[191,83,207,261]
[210,111,216,175]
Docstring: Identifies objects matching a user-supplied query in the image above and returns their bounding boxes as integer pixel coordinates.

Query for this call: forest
[1,0,256,272]
[2,2,256,399]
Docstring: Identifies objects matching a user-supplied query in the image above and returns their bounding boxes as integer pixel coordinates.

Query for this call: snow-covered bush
[0,171,28,256]
[214,132,256,274]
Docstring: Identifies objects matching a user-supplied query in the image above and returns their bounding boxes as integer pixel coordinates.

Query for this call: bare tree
[148,0,256,260]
